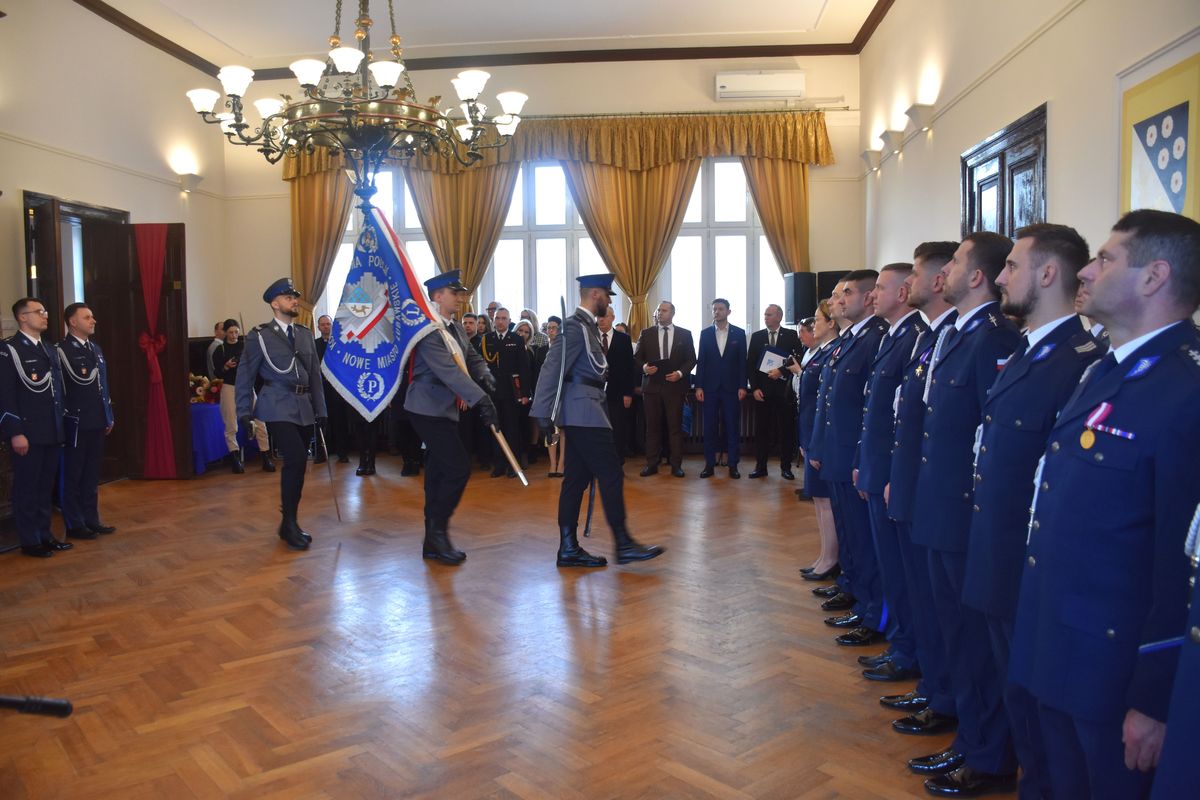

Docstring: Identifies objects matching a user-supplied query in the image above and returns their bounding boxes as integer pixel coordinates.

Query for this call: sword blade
[490,425,529,487]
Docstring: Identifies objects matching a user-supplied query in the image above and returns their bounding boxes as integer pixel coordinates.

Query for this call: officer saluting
[531,274,664,567]
[0,297,70,558]
[57,302,116,541]
[404,269,498,565]
[236,278,327,551]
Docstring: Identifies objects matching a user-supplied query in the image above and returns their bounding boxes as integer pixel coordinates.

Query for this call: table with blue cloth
[189,403,258,474]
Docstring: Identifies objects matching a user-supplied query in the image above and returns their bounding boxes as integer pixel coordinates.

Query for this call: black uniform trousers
[559,426,625,530]
[12,443,60,547]
[984,613,1050,800]
[63,428,105,530]
[754,394,795,469]
[493,398,527,469]
[409,413,471,521]
[606,396,630,459]
[267,422,312,521]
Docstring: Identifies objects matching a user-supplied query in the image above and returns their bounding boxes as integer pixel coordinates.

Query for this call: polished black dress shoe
[863,660,922,681]
[261,455,276,473]
[859,649,894,667]
[824,612,863,628]
[66,528,98,540]
[20,544,52,558]
[277,521,311,551]
[908,749,964,775]
[231,455,245,474]
[671,467,685,478]
[557,526,607,568]
[639,465,659,477]
[43,539,73,551]
[729,468,741,479]
[748,469,768,479]
[422,519,465,564]
[780,468,795,480]
[812,584,841,598]
[924,765,1017,797]
[700,466,715,478]
[820,592,857,611]
[880,689,929,711]
[799,566,815,574]
[88,523,116,534]
[802,564,842,581]
[895,708,959,736]
[835,627,885,646]
[278,521,313,544]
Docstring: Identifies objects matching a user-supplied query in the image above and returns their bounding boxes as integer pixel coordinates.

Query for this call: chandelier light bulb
[495,91,528,116]
[496,116,521,136]
[253,98,285,118]
[367,60,405,89]
[186,88,221,114]
[329,47,365,74]
[215,113,236,133]
[290,58,327,87]
[452,70,490,101]
[455,123,474,142]
[217,65,254,98]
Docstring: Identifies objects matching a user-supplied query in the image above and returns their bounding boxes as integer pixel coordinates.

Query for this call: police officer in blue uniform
[882,244,962,749]
[404,270,498,564]
[910,232,1022,795]
[237,278,328,551]
[0,297,70,558]
[961,223,1098,798]
[531,274,665,567]
[57,302,116,541]
[853,263,927,678]
[1010,210,1200,798]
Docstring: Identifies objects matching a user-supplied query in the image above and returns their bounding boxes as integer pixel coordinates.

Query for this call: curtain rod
[520,107,851,120]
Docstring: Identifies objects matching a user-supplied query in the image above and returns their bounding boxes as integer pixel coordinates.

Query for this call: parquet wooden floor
[0,454,970,799]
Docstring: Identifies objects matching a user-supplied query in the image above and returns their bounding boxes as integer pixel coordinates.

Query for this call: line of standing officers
[794,210,1200,798]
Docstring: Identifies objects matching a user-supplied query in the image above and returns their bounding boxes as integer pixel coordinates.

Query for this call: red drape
[134,224,176,478]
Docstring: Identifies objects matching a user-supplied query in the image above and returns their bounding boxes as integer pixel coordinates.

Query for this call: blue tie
[1084,352,1118,388]
[286,326,295,349]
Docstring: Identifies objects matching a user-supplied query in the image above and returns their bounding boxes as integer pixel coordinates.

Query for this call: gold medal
[1080,429,1096,450]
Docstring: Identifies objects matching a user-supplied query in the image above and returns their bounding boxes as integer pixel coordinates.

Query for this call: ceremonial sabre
[315,424,342,521]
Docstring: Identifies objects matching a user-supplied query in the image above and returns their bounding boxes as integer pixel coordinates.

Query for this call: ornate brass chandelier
[184,0,527,199]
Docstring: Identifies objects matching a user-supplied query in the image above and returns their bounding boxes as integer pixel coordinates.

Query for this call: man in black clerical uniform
[482,307,532,476]
[597,304,636,461]
[314,314,349,464]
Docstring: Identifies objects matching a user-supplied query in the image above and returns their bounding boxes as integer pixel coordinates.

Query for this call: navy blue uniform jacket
[1151,556,1200,798]
[0,333,65,445]
[57,337,114,432]
[798,341,836,454]
[819,318,890,484]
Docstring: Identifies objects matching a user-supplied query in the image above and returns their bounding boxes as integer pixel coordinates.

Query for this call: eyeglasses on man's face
[19,308,48,317]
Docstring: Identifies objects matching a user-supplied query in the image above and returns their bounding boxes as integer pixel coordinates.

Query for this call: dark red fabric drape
[134,224,176,478]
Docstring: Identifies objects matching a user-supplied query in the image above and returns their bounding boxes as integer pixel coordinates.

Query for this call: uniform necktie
[1010,335,1030,364]
[923,326,957,403]
[601,331,609,355]
[287,326,295,349]
[1083,352,1118,389]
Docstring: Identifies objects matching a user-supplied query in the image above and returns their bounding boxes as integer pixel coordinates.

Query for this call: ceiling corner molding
[74,0,892,76]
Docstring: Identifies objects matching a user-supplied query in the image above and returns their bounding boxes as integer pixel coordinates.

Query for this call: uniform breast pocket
[1067,433,1139,471]
[994,412,1047,435]
[937,365,973,390]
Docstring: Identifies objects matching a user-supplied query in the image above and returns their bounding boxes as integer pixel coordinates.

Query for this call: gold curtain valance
[282,111,833,178]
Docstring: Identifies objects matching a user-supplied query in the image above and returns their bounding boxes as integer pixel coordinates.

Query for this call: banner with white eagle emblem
[321,206,436,421]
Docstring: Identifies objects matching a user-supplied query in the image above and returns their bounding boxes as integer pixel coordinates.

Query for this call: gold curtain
[741,156,812,274]
[403,162,521,310]
[285,152,354,326]
[562,159,701,336]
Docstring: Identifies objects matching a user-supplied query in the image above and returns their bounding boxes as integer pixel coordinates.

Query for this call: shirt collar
[954,300,997,331]
[275,319,292,334]
[1111,321,1184,364]
[72,334,90,347]
[1024,314,1078,351]
[659,323,672,331]
[20,331,41,345]
[576,305,596,324]
[847,315,873,337]
[886,310,920,336]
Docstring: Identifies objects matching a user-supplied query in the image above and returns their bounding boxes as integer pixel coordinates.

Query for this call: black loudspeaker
[782,272,817,324]
[817,270,851,304]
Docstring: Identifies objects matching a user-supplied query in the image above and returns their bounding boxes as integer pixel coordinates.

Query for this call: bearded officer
[404,270,498,565]
[237,278,327,551]
[531,274,664,567]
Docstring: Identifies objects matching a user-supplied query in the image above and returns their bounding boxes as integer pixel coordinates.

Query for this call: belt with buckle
[567,375,605,390]
[272,382,309,395]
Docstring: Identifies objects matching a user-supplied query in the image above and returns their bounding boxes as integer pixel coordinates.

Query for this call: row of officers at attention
[789,210,1199,798]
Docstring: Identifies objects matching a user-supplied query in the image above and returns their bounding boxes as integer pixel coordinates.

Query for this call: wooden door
[961,104,1047,237]
[26,198,65,339]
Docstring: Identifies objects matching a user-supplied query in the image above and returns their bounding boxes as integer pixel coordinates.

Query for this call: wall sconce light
[860,149,882,171]
[178,173,203,193]
[879,130,905,156]
[905,103,935,132]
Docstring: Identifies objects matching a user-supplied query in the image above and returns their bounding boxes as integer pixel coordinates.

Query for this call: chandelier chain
[387,0,396,37]
[333,0,343,37]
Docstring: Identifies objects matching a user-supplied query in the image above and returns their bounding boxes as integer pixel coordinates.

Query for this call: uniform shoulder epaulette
[253,323,271,332]
[1179,343,1200,373]
[295,322,310,331]
[1072,334,1098,354]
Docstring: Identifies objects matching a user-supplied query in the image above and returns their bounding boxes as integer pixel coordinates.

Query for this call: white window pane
[715,235,747,331]
[402,239,438,289]
[668,235,703,335]
[713,161,747,222]
[759,235,786,327]
[683,169,703,223]
[534,165,566,225]
[505,168,524,227]
[373,171,394,228]
[535,238,567,321]
[492,239,525,312]
[403,179,421,229]
[318,242,355,320]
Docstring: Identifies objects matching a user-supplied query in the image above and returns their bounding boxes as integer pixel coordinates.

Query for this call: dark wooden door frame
[960,104,1048,238]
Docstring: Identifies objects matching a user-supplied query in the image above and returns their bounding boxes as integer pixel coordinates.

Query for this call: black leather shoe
[802,564,842,581]
[895,708,959,736]
[781,468,795,480]
[880,690,929,711]
[20,544,52,558]
[859,649,893,667]
[422,519,466,565]
[88,523,116,535]
[613,527,664,564]
[836,627,885,646]
[799,566,815,574]
[924,765,1017,797]
[557,526,607,568]
[824,612,863,628]
[863,660,922,681]
[821,592,857,611]
[261,455,276,473]
[671,467,685,478]
[66,528,98,540]
[729,467,741,478]
[43,539,73,552]
[277,520,310,551]
[639,465,659,477]
[231,454,245,474]
[908,749,964,775]
[700,466,715,478]
[812,584,841,598]
[749,469,768,479]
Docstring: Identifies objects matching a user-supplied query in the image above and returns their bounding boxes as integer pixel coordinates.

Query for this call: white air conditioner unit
[714,70,806,101]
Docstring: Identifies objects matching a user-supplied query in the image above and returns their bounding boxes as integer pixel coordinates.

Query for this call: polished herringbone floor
[0,455,958,799]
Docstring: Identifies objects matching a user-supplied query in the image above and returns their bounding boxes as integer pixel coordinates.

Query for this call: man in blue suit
[1010,210,1200,798]
[852,263,927,680]
[960,223,1098,798]
[695,298,748,479]
[909,233,1022,795]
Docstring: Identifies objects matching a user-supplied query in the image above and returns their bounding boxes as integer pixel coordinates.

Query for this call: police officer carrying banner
[0,297,70,558]
[403,269,498,565]
[531,274,665,567]
[237,278,327,551]
[57,302,116,541]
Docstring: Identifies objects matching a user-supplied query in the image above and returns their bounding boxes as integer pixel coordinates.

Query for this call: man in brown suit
[635,300,697,477]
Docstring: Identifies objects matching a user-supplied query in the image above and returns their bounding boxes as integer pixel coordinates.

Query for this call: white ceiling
[101,0,880,66]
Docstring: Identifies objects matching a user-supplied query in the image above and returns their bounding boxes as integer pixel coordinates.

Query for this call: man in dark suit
[635,300,696,478]
[597,304,635,461]
[960,223,1098,799]
[314,314,349,464]
[0,297,70,559]
[694,298,747,478]
[746,303,800,479]
[908,233,1022,794]
[57,302,116,541]
[483,307,532,477]
[1010,210,1200,798]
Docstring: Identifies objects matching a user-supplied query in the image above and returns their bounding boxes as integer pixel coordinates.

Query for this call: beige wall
[861,0,1200,266]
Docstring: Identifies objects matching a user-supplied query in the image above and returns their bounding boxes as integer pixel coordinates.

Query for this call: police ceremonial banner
[322,207,437,421]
